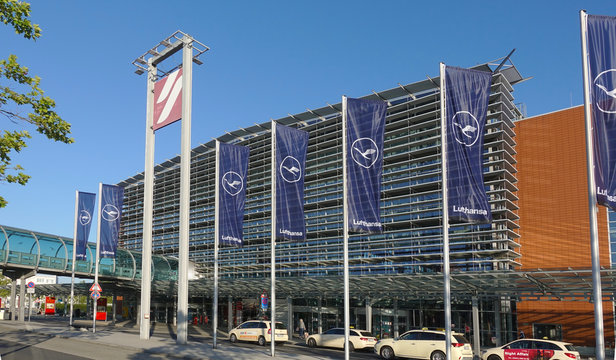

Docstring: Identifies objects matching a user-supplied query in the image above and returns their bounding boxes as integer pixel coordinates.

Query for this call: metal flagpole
[439,62,452,360]
[270,121,277,357]
[93,182,102,333]
[69,190,78,327]
[177,34,193,346]
[213,140,220,349]
[342,95,350,360]
[140,57,156,341]
[580,10,605,360]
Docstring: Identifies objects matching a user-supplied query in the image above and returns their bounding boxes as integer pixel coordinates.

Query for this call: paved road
[0,317,379,359]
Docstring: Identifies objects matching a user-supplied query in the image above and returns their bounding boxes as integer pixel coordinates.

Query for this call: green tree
[0,275,10,297]
[0,0,73,207]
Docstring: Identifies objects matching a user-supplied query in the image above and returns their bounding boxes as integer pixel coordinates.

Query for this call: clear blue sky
[1,0,615,238]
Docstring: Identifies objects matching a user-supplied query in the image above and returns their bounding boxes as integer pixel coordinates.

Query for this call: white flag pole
[342,95,350,360]
[270,121,277,357]
[580,10,606,360]
[69,190,78,327]
[93,182,102,333]
[440,62,452,360]
[213,140,220,349]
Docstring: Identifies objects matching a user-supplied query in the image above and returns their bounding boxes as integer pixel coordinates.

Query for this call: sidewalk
[0,317,333,359]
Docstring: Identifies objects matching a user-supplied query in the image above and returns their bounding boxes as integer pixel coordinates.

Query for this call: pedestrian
[299,318,306,339]
[519,329,525,339]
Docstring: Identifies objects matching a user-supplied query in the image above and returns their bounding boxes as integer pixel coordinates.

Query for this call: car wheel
[307,338,317,348]
[380,346,395,360]
[229,334,237,343]
[431,350,446,360]
[488,355,502,360]
[258,336,266,346]
[344,341,355,352]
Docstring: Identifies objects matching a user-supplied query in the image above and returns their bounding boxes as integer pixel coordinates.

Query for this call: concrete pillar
[18,275,25,322]
[365,298,372,333]
[393,298,399,338]
[318,296,323,334]
[10,279,16,321]
[494,297,502,346]
[287,297,293,338]
[228,297,233,332]
[112,295,117,325]
[472,296,480,359]
[136,304,141,327]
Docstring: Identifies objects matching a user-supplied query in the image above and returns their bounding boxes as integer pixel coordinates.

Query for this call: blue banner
[345,97,387,233]
[587,15,616,210]
[275,123,309,240]
[218,142,250,246]
[444,66,492,223]
[75,191,96,261]
[99,184,124,258]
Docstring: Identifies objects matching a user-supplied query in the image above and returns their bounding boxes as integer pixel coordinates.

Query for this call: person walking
[299,318,306,339]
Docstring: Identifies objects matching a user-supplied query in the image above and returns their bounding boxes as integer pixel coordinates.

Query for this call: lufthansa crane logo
[101,204,120,222]
[351,138,379,169]
[594,69,616,114]
[79,210,92,226]
[280,156,302,183]
[451,111,480,147]
[222,171,244,196]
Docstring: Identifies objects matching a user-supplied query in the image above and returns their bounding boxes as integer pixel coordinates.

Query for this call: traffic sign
[90,291,100,300]
[27,281,35,288]
[89,283,102,292]
[27,288,35,294]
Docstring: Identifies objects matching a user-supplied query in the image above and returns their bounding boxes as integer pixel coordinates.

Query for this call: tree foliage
[0,0,73,207]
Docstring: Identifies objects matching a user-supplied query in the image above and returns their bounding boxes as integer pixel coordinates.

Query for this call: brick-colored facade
[515,106,613,346]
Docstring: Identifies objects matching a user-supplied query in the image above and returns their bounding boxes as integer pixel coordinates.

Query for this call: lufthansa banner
[345,97,387,234]
[444,66,492,224]
[76,191,96,261]
[218,142,250,246]
[99,184,124,258]
[586,15,616,210]
[275,123,309,240]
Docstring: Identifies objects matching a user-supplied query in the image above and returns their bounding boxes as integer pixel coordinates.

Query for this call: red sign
[45,296,55,315]
[505,349,555,360]
[89,283,102,292]
[96,298,107,321]
[153,68,182,131]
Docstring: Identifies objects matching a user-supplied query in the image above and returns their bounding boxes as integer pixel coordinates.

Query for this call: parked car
[375,329,473,360]
[305,328,377,351]
[228,320,288,346]
[481,339,580,360]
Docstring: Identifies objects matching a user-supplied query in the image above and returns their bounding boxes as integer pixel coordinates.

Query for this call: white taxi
[481,339,580,360]
[228,320,288,346]
[306,328,377,351]
[375,329,473,360]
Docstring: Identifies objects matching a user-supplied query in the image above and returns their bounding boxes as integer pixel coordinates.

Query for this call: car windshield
[564,345,577,351]
[453,335,470,343]
[359,331,374,337]
[275,323,287,330]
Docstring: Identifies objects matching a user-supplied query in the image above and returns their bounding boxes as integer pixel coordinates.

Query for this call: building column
[365,298,372,333]
[228,296,233,332]
[136,304,141,327]
[318,295,323,334]
[472,296,480,359]
[287,297,293,338]
[10,279,16,321]
[494,297,502,346]
[393,298,399,338]
[112,295,117,325]
[18,274,25,322]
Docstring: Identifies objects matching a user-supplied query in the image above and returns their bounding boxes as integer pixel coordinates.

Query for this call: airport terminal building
[116,58,613,347]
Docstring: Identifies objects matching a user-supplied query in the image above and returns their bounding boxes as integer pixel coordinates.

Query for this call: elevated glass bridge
[0,225,178,282]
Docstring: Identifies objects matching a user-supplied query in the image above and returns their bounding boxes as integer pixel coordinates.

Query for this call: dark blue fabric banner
[345,97,387,233]
[99,184,124,258]
[587,15,616,210]
[76,191,96,261]
[218,142,250,246]
[445,66,492,223]
[275,123,309,240]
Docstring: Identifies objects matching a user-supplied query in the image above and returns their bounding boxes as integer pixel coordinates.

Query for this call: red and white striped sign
[153,68,182,131]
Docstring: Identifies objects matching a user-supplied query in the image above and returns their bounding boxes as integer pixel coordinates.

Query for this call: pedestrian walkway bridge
[0,225,178,282]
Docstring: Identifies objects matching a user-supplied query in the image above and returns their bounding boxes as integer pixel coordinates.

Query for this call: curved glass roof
[0,225,177,282]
